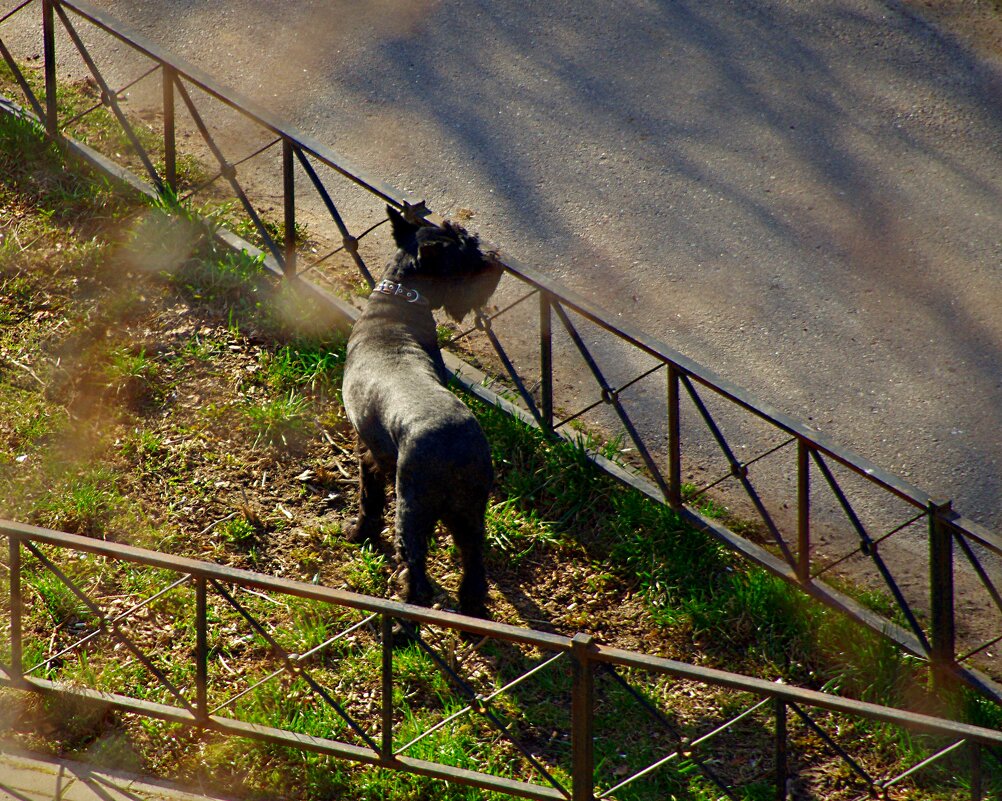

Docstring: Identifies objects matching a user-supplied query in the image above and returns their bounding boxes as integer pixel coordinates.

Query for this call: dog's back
[343,297,493,493]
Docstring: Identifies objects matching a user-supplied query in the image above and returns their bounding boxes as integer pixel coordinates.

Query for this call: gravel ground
[2,1,1000,556]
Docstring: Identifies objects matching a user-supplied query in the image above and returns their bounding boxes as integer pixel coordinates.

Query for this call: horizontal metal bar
[590,644,1002,746]
[1,667,199,725]
[951,515,1002,560]
[0,519,572,651]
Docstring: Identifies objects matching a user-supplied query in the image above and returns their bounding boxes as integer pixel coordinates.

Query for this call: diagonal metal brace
[23,543,195,712]
[401,621,569,796]
[681,375,796,566]
[789,701,875,789]
[26,574,191,675]
[210,578,379,751]
[52,2,164,193]
[475,309,545,427]
[171,76,285,267]
[600,665,737,798]
[293,146,374,286]
[394,650,566,757]
[552,303,669,497]
[0,36,47,121]
[811,451,932,655]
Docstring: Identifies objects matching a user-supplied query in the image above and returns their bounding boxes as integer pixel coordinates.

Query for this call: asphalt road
[3,0,1000,535]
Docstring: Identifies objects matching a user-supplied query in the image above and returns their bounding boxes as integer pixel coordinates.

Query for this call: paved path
[0,746,232,801]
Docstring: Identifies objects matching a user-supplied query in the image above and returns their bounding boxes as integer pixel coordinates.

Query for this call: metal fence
[1,0,1001,719]
[3,518,1001,800]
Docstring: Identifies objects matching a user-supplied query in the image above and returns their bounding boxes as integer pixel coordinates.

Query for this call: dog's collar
[372,279,430,306]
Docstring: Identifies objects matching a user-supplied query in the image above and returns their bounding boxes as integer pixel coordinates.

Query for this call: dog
[341,206,503,618]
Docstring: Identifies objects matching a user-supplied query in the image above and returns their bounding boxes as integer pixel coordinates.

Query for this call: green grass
[240,390,312,448]
[217,515,259,548]
[345,543,389,596]
[260,343,344,393]
[31,467,126,537]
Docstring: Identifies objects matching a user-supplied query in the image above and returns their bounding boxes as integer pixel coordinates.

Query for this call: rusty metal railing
[1,0,1001,708]
[3,519,1000,799]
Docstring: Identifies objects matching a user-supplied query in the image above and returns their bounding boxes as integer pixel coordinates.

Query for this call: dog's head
[383,206,503,321]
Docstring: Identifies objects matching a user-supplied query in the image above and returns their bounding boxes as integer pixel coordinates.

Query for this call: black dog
[341,206,503,618]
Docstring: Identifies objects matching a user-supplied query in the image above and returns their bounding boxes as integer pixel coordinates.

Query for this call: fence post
[929,499,955,678]
[162,64,176,192]
[970,741,983,801]
[571,633,595,801]
[195,576,207,721]
[797,441,810,583]
[666,364,682,510]
[8,533,22,683]
[42,0,57,136]
[381,615,394,761]
[282,138,296,277]
[539,292,553,434]
[774,698,787,801]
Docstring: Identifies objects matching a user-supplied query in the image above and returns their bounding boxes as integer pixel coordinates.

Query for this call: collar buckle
[374,279,429,306]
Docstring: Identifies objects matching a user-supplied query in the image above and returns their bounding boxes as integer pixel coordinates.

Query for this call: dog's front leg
[345,443,387,544]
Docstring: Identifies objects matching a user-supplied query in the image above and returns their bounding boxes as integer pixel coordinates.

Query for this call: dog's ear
[387,205,420,250]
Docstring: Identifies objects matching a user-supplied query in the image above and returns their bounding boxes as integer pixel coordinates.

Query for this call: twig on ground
[198,512,239,537]
[5,357,45,387]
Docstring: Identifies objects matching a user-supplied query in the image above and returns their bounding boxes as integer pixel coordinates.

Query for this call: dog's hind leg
[346,443,387,544]
[393,495,436,607]
[444,505,489,619]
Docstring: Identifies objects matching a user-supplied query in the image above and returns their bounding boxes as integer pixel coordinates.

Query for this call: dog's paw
[344,518,378,545]
[390,619,420,648]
